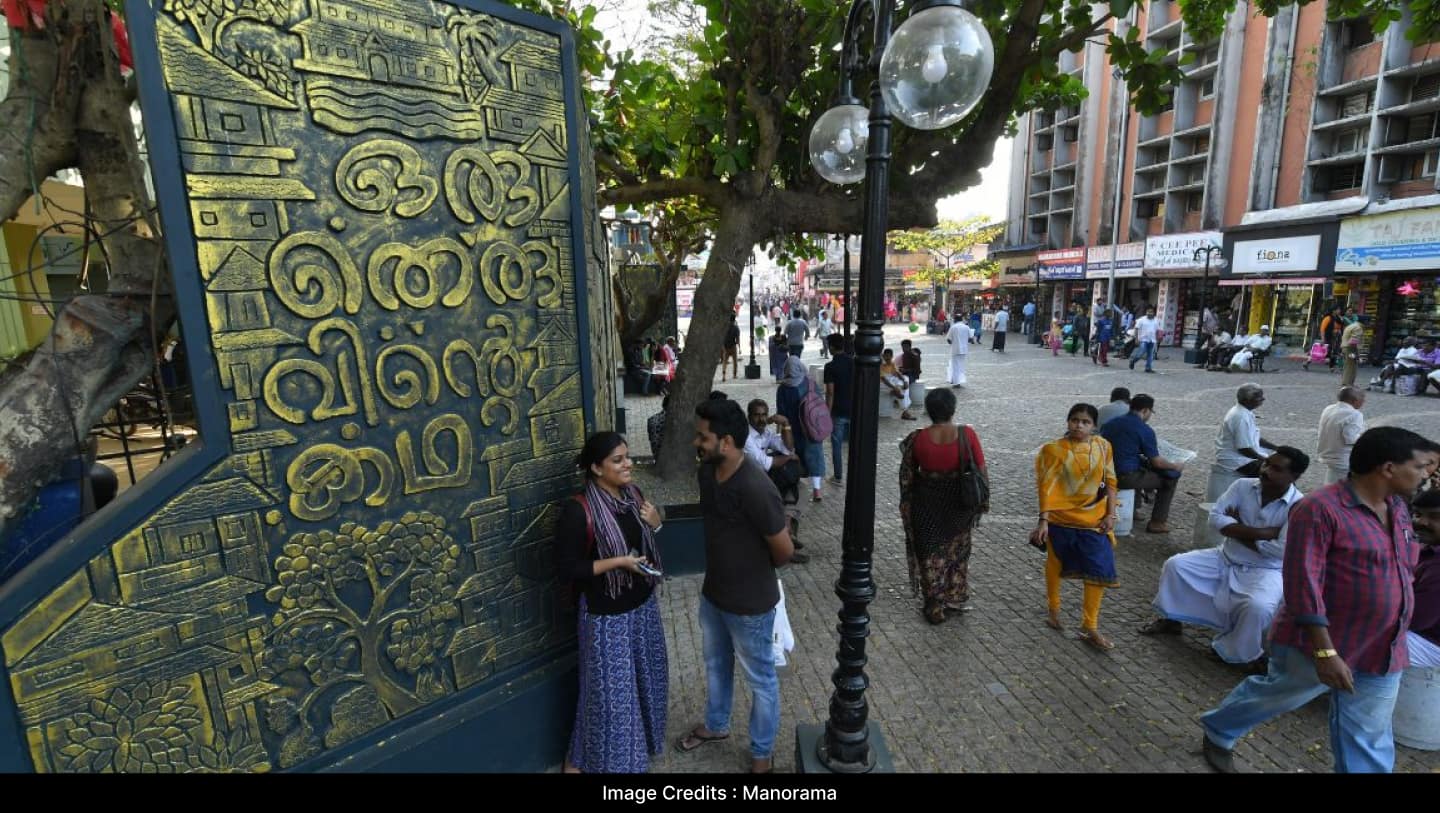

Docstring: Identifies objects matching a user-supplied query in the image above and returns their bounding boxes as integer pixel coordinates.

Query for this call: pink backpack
[1308,341,1328,363]
[800,377,833,442]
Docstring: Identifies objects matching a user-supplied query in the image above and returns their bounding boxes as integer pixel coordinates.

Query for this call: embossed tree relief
[259,511,464,757]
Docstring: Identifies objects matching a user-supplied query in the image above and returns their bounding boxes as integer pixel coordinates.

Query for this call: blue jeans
[699,596,780,759]
[1129,340,1156,371]
[1201,645,1402,773]
[830,417,851,480]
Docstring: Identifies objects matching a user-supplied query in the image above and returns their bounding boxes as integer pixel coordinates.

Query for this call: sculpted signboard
[0,0,593,772]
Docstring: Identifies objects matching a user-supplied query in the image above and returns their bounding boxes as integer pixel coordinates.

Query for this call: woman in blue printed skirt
[556,432,668,772]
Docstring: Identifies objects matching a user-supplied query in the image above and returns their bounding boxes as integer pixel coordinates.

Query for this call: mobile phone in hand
[636,561,663,578]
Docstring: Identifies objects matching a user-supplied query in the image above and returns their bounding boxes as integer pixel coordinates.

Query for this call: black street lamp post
[1188,244,1227,363]
[804,0,993,773]
[842,234,853,341]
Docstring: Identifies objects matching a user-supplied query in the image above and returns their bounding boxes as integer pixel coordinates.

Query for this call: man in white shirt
[945,313,972,387]
[744,399,808,563]
[1228,326,1274,371]
[1208,384,1278,500]
[1128,306,1161,373]
[991,306,1010,352]
[1140,448,1308,670]
[1096,387,1131,428]
[1316,386,1366,484]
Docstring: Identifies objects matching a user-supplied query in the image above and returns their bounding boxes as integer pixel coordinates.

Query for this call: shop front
[1037,248,1087,324]
[1086,242,1144,315]
[1144,231,1222,348]
[1220,223,1337,357]
[1336,204,1440,362]
[993,249,1039,339]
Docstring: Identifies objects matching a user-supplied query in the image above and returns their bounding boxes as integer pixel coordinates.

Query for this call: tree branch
[594,147,641,188]
[600,177,728,209]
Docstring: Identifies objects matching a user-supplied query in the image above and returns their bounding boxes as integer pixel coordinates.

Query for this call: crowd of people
[576,297,1440,776]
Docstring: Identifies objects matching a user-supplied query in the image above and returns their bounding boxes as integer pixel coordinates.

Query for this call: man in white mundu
[1138,448,1309,669]
[945,313,971,387]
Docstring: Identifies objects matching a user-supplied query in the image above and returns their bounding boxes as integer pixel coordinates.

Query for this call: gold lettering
[396,413,473,493]
[269,232,363,319]
[376,343,441,410]
[442,338,488,398]
[366,237,473,311]
[287,444,365,522]
[335,139,439,218]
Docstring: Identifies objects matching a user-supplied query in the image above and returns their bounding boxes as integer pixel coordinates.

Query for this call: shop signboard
[1232,234,1321,274]
[1144,231,1223,277]
[1085,242,1144,279]
[1336,206,1440,272]
[1037,247,1085,281]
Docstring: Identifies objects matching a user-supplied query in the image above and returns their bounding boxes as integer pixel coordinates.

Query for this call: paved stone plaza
[624,325,1440,773]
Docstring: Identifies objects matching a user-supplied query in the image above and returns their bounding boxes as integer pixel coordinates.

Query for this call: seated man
[1208,332,1248,371]
[1099,394,1184,534]
[1409,489,1440,668]
[1229,326,1272,371]
[1096,387,1131,429]
[625,340,653,395]
[1196,330,1231,369]
[1374,338,1425,392]
[1139,448,1309,671]
[744,398,808,563]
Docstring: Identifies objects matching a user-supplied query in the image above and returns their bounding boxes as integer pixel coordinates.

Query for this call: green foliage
[890,218,1004,285]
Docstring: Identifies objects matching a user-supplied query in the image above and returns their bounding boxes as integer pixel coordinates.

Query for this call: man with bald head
[1208,384,1279,501]
[1317,387,1366,485]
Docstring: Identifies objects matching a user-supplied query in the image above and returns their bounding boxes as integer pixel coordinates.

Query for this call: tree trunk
[654,204,759,480]
[614,262,682,349]
[0,0,166,534]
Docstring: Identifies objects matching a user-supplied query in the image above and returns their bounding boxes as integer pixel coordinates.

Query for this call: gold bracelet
[1314,648,1339,659]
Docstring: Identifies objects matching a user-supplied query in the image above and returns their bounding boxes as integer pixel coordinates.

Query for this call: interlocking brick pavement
[621,326,1440,773]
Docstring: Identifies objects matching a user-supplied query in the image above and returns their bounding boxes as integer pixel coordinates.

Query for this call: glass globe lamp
[808,103,870,185]
[879,4,994,130]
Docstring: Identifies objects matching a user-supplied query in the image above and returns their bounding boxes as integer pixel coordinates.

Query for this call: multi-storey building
[999,0,1440,362]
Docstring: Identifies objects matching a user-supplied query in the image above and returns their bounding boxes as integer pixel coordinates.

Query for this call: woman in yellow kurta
[1032,403,1120,651]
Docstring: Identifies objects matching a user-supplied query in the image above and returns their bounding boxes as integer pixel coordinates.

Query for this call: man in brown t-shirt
[673,398,792,774]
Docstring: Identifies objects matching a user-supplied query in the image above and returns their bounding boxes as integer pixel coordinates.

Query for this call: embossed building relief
[1,0,591,772]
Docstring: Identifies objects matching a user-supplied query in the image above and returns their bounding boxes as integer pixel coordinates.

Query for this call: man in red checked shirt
[1200,427,1436,774]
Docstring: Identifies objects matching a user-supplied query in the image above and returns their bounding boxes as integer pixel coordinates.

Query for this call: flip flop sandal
[1078,629,1115,651]
[1044,611,1063,631]
[675,726,729,753]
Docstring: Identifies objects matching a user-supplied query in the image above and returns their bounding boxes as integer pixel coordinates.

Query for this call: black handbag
[957,426,989,511]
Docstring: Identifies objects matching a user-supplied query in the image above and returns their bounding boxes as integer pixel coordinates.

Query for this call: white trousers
[948,355,967,386]
[1408,631,1440,668]
[1323,465,1349,486]
[1153,547,1282,664]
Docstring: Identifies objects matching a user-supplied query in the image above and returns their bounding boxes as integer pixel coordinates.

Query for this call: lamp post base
[794,723,894,774]
[744,362,762,380]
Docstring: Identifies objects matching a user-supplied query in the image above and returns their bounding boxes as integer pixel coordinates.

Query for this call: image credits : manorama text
[602,785,839,802]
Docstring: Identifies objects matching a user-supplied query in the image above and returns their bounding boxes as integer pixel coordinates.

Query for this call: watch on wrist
[1313,648,1339,659]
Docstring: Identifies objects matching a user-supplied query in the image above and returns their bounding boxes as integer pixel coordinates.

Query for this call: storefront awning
[1218,276,1326,287]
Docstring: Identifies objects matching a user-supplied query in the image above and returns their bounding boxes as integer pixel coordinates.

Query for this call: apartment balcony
[1028,187,1051,200]
[1138,131,1171,149]
[1384,57,1440,80]
[1171,151,1208,167]
[1147,16,1182,42]
[1133,187,1166,200]
[1317,74,1379,98]
[1307,151,1368,167]
[1049,183,1077,196]
[1172,122,1213,140]
[1372,136,1440,156]
[1051,158,1078,174]
[1378,96,1440,118]
[1313,111,1375,133]
[1170,179,1207,193]
[1183,57,1220,79]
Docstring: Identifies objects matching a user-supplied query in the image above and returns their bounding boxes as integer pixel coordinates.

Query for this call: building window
[1334,126,1368,155]
[1340,17,1375,49]
[1199,76,1215,98]
[219,113,245,132]
[1190,135,1210,156]
[1160,35,1180,54]
[1198,45,1220,65]
[1399,151,1439,181]
[1406,113,1439,142]
[318,44,329,56]
[337,47,348,58]
[1158,92,1174,113]
[345,10,357,21]
[1186,191,1204,212]
[1328,163,1365,190]
[1185,163,1207,184]
[1341,90,1373,118]
[1413,73,1440,102]
[424,65,435,78]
